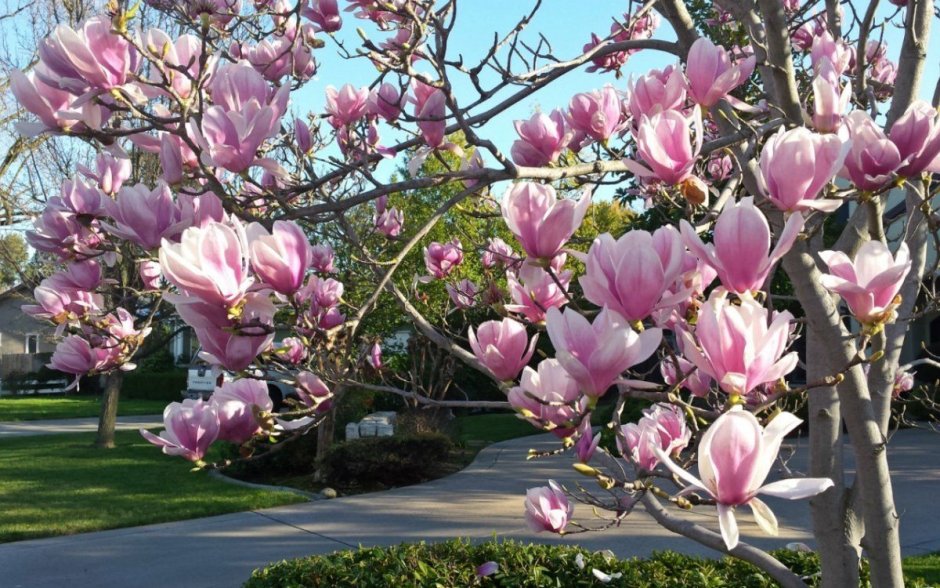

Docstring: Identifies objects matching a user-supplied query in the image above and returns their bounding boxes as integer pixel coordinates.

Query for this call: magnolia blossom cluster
[141,376,333,462]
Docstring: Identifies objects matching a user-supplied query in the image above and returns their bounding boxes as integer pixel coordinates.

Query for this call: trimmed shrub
[122,370,187,401]
[244,539,862,587]
[317,433,452,490]
[222,431,319,480]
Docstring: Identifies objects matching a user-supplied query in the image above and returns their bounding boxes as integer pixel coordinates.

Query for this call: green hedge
[121,370,187,401]
[245,539,858,587]
[317,433,452,491]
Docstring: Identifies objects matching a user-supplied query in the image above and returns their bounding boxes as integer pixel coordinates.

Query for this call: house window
[24,334,39,354]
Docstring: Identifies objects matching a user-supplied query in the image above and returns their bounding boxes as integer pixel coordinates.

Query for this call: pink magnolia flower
[446,279,479,309]
[818,241,912,325]
[366,83,401,122]
[626,65,686,121]
[566,86,624,144]
[681,197,804,295]
[468,318,537,382]
[500,182,591,261]
[657,407,834,550]
[36,16,140,97]
[481,237,517,269]
[524,480,572,534]
[661,355,713,397]
[246,220,312,295]
[505,262,571,324]
[304,0,342,32]
[9,70,96,136]
[367,342,382,370]
[685,37,756,108]
[410,81,447,148]
[195,319,274,372]
[26,202,102,259]
[140,399,221,463]
[104,182,185,250]
[888,100,940,177]
[625,109,703,186]
[325,84,370,127]
[810,32,852,77]
[758,126,848,212]
[620,403,691,471]
[574,420,601,463]
[423,239,463,280]
[47,335,113,376]
[159,220,253,308]
[141,31,216,100]
[78,148,131,196]
[374,207,404,238]
[893,367,915,397]
[188,0,242,27]
[840,111,902,191]
[580,226,686,322]
[57,178,107,218]
[812,63,852,133]
[310,244,335,274]
[508,359,586,438]
[546,306,662,398]
[295,371,333,411]
[277,337,307,364]
[681,291,798,397]
[211,379,273,443]
[24,280,103,326]
[510,110,570,167]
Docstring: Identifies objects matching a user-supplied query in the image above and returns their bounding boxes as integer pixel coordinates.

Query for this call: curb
[208,470,321,501]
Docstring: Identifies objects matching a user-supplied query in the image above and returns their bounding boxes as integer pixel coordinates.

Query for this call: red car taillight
[216,373,225,387]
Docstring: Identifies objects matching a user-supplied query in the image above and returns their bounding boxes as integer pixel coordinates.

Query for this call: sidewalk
[0,415,164,438]
[0,429,938,588]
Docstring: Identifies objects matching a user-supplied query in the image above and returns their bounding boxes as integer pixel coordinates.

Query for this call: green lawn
[0,430,305,543]
[905,552,940,586]
[452,412,540,445]
[0,396,168,422]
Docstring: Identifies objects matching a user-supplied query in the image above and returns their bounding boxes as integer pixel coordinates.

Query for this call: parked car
[183,353,298,412]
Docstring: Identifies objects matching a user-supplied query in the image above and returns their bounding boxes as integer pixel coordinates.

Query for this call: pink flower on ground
[566,86,624,144]
[579,226,686,322]
[500,182,591,261]
[546,307,662,398]
[508,358,586,438]
[159,220,253,308]
[423,239,463,280]
[246,220,312,295]
[468,318,537,382]
[510,110,570,167]
[681,291,798,397]
[681,197,804,295]
[140,399,221,463]
[818,241,912,326]
[657,407,834,550]
[758,126,849,212]
[625,109,703,186]
[211,379,273,443]
[840,111,902,191]
[524,480,572,534]
[684,37,756,108]
[505,262,571,324]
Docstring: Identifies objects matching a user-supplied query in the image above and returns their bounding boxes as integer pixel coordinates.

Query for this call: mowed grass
[0,430,305,543]
[905,552,940,585]
[0,396,168,422]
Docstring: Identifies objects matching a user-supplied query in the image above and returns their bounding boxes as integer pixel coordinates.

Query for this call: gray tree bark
[94,371,124,449]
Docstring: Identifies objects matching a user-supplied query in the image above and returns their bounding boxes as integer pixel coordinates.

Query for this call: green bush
[245,539,859,587]
[222,430,319,479]
[122,370,186,401]
[317,433,452,490]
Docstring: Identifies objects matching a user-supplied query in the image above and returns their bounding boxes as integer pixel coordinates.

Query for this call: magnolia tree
[10,0,940,586]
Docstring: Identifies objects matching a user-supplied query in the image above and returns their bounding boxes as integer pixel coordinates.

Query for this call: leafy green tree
[0,232,29,287]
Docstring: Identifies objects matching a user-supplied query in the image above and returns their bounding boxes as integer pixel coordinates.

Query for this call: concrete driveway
[0,415,164,438]
[0,428,937,588]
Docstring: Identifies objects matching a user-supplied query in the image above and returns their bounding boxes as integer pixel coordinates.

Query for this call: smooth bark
[94,371,123,449]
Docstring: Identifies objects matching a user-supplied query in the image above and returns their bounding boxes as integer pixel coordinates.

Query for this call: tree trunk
[315,406,335,462]
[807,330,863,588]
[95,371,123,449]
